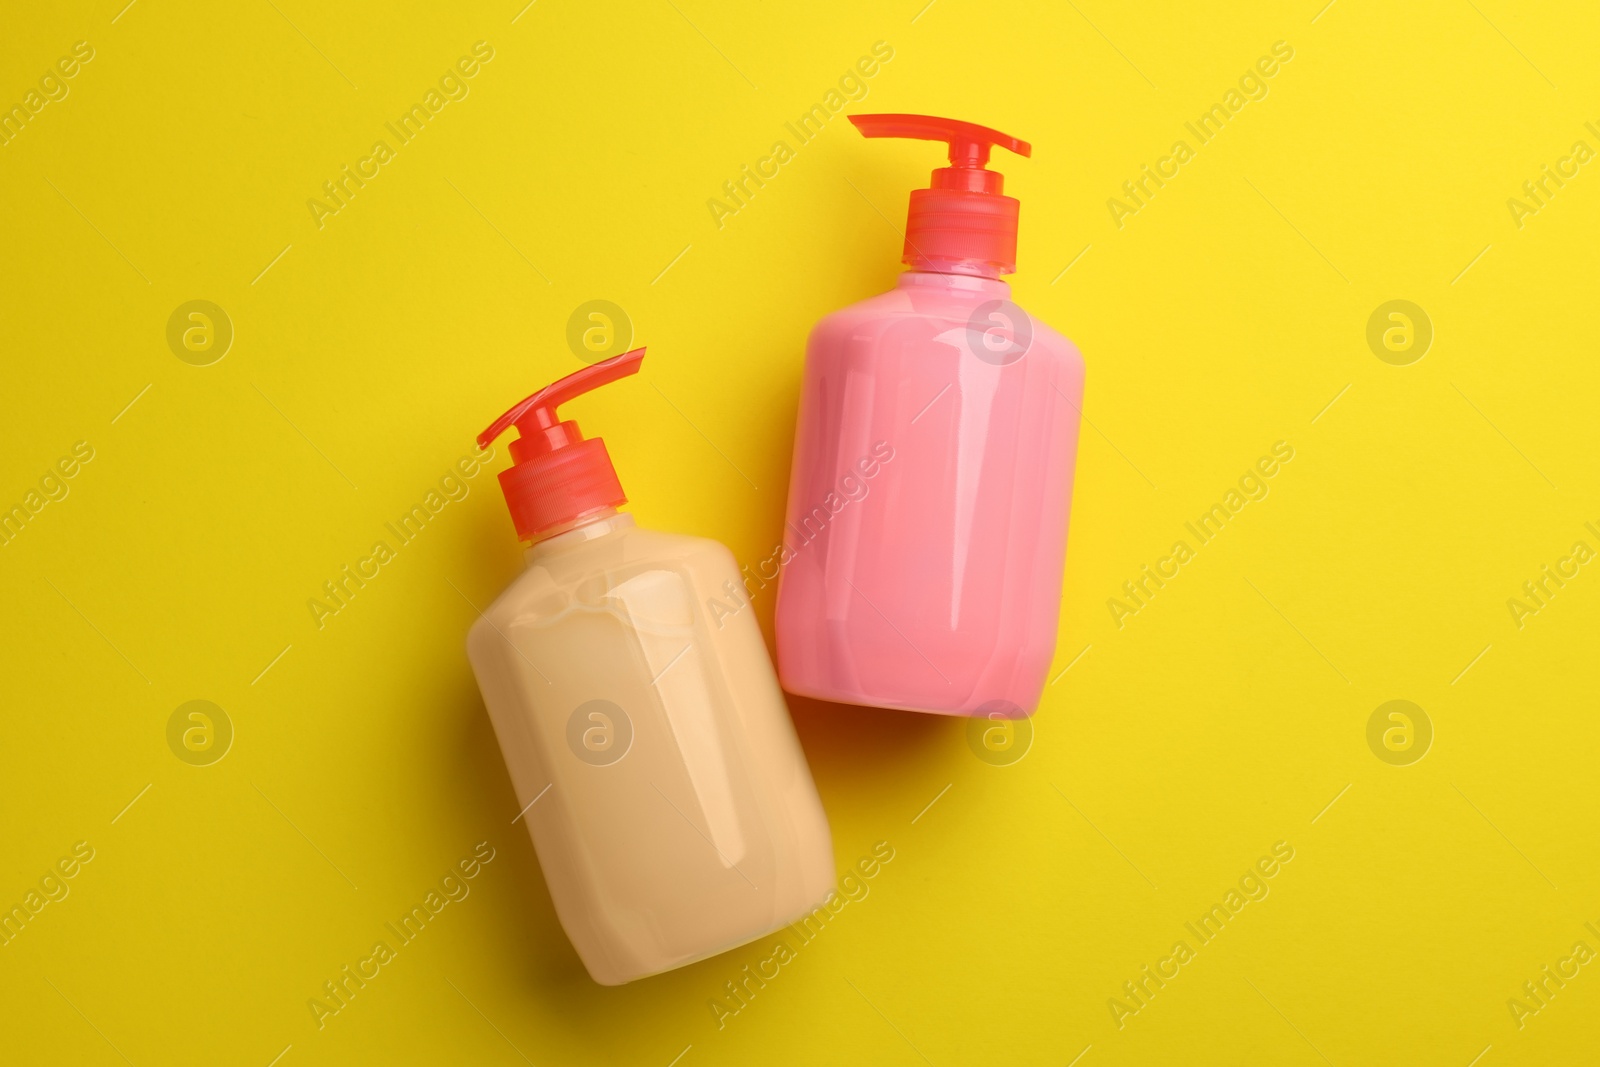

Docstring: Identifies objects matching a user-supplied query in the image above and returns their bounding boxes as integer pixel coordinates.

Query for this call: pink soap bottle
[466,349,834,985]
[775,114,1085,718]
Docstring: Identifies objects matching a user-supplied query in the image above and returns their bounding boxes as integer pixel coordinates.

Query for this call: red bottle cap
[477,348,645,542]
[849,113,1032,276]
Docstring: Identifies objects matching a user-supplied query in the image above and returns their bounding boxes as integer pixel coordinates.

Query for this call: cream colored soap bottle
[465,348,835,985]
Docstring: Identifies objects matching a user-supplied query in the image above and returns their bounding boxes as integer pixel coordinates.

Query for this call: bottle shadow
[786,691,959,786]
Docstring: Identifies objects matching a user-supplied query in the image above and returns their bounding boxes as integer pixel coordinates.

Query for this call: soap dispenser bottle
[466,348,834,985]
[775,114,1085,718]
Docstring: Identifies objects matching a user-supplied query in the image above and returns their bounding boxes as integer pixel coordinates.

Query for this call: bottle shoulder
[473,526,731,624]
[807,286,914,344]
[593,523,732,564]
[466,525,743,667]
[808,285,1083,371]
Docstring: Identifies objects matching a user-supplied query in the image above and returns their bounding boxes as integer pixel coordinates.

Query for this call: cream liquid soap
[465,349,834,985]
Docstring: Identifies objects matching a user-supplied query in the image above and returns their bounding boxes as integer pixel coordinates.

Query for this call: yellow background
[3,0,1598,1063]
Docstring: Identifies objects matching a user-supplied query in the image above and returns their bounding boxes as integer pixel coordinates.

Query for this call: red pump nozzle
[849,113,1033,276]
[477,348,645,541]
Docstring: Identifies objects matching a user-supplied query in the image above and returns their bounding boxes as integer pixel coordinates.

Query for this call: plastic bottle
[466,349,834,985]
[775,114,1085,718]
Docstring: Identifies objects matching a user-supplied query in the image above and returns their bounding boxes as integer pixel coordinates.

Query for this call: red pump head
[849,113,1032,277]
[477,348,645,542]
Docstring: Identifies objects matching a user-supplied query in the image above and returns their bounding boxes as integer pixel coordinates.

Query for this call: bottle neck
[904,257,1006,280]
[897,269,1012,297]
[523,508,632,563]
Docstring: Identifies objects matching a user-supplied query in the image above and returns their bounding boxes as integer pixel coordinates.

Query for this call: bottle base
[780,677,1037,719]
[590,883,837,986]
